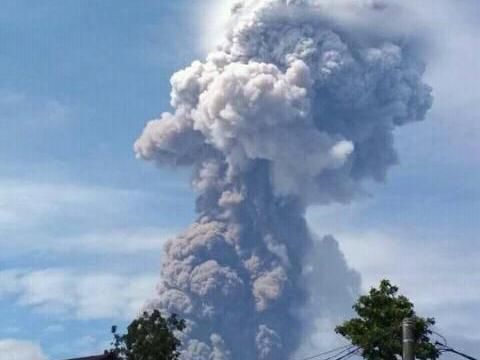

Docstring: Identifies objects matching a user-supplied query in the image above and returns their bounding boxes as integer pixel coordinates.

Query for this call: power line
[308,346,358,360]
[295,330,477,360]
[293,345,355,360]
[436,342,478,360]
[431,330,448,346]
[323,347,357,360]
[440,348,478,360]
[332,347,360,360]
[293,345,353,360]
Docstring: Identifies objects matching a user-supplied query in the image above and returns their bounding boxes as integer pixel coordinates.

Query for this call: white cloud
[46,335,109,360]
[0,180,143,229]
[0,180,177,258]
[307,208,480,349]
[0,269,157,320]
[0,90,70,128]
[59,228,172,255]
[0,339,46,360]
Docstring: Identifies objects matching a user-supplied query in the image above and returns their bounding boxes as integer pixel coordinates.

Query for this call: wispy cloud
[0,90,70,128]
[0,268,157,320]
[58,228,172,255]
[0,180,142,228]
[0,339,46,360]
[0,179,177,259]
[307,207,480,349]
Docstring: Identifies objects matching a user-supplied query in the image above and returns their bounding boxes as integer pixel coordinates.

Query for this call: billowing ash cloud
[135,0,432,359]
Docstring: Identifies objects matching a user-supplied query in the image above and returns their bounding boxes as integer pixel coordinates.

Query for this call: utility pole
[402,317,415,360]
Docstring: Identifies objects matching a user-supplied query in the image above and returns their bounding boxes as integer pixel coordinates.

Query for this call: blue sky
[1,1,479,359]
[0,1,201,358]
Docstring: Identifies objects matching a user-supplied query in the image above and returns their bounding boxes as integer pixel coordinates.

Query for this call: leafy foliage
[335,280,439,360]
[108,310,186,360]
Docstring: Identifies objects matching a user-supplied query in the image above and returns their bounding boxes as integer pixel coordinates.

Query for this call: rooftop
[64,354,116,360]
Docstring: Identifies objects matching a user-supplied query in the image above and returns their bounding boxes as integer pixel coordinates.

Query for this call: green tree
[335,280,439,360]
[108,310,186,360]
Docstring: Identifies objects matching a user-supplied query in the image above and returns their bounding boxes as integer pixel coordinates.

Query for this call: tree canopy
[109,310,186,360]
[335,279,439,360]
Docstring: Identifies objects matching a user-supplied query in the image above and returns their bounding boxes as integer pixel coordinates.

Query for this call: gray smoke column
[134,0,432,359]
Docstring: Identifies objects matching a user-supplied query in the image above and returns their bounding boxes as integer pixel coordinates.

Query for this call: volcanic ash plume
[134,0,432,359]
